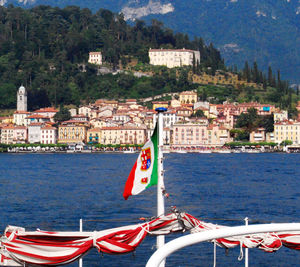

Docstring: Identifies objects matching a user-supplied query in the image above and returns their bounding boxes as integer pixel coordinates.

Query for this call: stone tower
[17,85,27,111]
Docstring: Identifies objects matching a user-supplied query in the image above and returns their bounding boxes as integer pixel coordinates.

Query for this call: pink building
[0,125,27,144]
[41,125,57,144]
[171,122,209,148]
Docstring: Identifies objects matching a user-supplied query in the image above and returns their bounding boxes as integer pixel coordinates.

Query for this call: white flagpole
[155,107,167,267]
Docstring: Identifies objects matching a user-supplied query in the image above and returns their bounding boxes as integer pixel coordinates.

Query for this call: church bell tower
[17,85,27,111]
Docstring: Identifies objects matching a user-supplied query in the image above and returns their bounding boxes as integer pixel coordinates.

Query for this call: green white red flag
[123,125,158,200]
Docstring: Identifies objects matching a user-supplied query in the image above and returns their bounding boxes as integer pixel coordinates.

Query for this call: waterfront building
[17,85,27,112]
[100,126,146,145]
[41,125,57,144]
[88,52,102,65]
[87,128,101,144]
[0,125,14,144]
[207,124,232,146]
[0,125,27,144]
[58,121,89,144]
[28,123,43,143]
[274,120,300,145]
[149,48,200,68]
[179,91,198,104]
[249,128,267,143]
[171,121,209,148]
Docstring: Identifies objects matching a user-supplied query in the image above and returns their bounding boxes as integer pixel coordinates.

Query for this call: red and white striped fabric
[0,214,181,266]
[1,213,300,266]
[179,213,284,252]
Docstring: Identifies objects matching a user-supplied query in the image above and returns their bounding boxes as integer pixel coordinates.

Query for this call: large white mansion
[88,52,102,65]
[149,48,200,68]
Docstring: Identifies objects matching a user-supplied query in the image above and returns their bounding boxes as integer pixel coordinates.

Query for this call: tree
[192,109,205,117]
[54,104,71,123]
[235,108,258,133]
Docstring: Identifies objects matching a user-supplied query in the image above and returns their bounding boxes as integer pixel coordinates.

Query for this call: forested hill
[0,5,224,110]
[2,0,299,84]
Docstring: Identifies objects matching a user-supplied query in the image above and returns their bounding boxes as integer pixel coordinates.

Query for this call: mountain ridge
[1,0,300,84]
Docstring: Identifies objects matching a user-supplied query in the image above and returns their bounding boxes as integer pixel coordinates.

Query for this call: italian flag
[123,125,158,200]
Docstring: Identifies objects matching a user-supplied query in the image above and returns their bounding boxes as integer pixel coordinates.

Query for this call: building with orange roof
[25,114,51,125]
[32,107,58,120]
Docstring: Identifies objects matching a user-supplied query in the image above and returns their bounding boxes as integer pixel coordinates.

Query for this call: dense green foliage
[226,141,277,148]
[53,105,71,123]
[235,108,274,131]
[0,5,224,110]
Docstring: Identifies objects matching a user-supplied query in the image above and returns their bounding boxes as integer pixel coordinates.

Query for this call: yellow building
[179,91,197,104]
[58,121,89,144]
[152,101,168,110]
[274,121,300,145]
[207,125,232,146]
[87,128,101,144]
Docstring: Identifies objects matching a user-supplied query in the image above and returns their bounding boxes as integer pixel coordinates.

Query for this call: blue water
[1,153,300,266]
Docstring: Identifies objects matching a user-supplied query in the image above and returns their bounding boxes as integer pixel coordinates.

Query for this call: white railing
[146,223,300,267]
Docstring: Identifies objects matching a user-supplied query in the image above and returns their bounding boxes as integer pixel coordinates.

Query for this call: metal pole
[79,218,83,267]
[146,223,300,267]
[155,107,167,267]
[244,217,249,267]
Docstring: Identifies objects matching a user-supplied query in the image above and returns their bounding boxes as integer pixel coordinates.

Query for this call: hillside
[0,5,297,117]
[0,5,224,110]
[3,0,299,84]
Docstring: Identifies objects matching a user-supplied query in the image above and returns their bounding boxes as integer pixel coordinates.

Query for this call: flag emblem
[123,125,158,200]
[141,147,151,171]
[141,177,148,184]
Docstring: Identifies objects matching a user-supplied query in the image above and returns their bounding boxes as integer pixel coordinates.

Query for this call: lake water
[1,153,300,266]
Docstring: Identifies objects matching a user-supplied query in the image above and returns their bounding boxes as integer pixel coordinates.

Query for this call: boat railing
[146,223,300,267]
